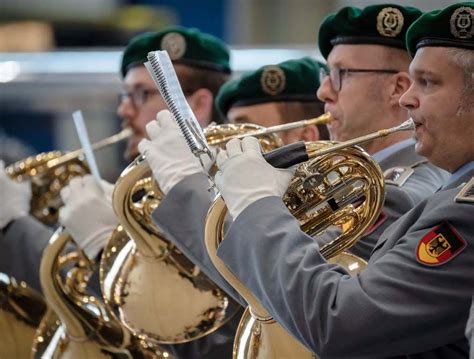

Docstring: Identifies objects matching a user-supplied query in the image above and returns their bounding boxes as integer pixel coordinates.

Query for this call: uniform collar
[443,161,474,189]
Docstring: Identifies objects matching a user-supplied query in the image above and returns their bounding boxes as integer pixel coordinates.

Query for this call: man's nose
[317,75,336,104]
[399,85,419,110]
[117,96,136,121]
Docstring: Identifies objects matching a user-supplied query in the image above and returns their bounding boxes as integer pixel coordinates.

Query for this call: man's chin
[414,141,427,157]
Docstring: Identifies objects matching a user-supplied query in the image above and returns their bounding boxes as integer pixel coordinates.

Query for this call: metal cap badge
[161,32,187,60]
[377,7,404,37]
[260,66,286,96]
[450,6,474,39]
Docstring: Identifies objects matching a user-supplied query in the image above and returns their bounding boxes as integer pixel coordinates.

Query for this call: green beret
[121,26,230,77]
[318,4,422,59]
[216,57,325,116]
[406,2,474,57]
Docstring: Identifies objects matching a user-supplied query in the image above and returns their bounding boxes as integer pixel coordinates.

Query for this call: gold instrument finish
[5,128,131,225]
[101,156,242,345]
[33,228,171,358]
[6,152,90,225]
[0,273,46,359]
[100,120,298,345]
[205,119,415,358]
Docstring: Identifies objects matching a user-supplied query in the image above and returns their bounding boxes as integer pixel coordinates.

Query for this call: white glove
[59,175,117,259]
[215,137,295,219]
[138,110,214,195]
[0,160,32,229]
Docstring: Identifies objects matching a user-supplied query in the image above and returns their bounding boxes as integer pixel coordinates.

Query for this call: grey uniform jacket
[217,169,474,358]
[0,215,54,293]
[467,297,474,359]
[153,144,448,301]
[336,144,449,260]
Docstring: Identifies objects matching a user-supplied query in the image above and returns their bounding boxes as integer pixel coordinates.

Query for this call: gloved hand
[59,175,118,259]
[138,110,214,195]
[215,137,295,219]
[0,160,32,229]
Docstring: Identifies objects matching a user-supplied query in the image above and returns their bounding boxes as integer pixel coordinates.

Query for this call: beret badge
[260,66,286,96]
[161,32,187,60]
[450,6,474,39]
[377,7,404,37]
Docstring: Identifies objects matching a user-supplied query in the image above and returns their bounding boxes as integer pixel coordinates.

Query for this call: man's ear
[186,88,214,127]
[390,72,412,106]
[301,125,320,141]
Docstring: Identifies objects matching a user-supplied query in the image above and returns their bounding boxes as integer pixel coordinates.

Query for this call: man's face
[399,47,473,172]
[227,102,283,127]
[317,44,396,143]
[117,66,167,161]
[227,102,300,144]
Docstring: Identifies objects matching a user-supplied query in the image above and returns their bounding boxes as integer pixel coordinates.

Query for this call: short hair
[176,65,230,124]
[446,48,474,115]
[275,100,330,140]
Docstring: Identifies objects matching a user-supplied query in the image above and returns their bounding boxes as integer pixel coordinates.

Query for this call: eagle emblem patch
[416,222,466,266]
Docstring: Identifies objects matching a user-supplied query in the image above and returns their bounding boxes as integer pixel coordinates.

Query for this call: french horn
[100,114,332,345]
[0,273,46,359]
[5,128,131,225]
[204,120,415,358]
[32,228,171,358]
[1,129,131,358]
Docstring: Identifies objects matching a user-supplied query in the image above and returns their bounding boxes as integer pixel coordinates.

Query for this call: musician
[0,27,236,358]
[213,3,474,357]
[141,57,332,305]
[118,27,231,161]
[59,27,242,359]
[215,57,329,144]
[315,4,449,259]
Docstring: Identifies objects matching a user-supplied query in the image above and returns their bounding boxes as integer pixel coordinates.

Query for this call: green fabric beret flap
[318,4,422,59]
[121,26,230,76]
[216,57,326,116]
[406,2,474,57]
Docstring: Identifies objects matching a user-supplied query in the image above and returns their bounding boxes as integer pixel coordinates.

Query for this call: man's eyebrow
[411,68,438,77]
[231,115,252,124]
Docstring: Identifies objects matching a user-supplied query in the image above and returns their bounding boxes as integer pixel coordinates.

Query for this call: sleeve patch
[384,167,414,187]
[416,222,467,266]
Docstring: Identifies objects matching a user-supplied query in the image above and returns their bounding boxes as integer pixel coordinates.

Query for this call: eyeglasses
[319,67,399,92]
[118,88,160,108]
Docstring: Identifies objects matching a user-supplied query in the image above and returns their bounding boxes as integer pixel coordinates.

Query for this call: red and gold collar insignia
[416,222,467,266]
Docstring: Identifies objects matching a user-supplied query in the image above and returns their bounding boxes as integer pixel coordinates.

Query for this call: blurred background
[0,0,460,180]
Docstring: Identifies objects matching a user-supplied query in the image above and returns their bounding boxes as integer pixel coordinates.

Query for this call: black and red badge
[416,222,467,266]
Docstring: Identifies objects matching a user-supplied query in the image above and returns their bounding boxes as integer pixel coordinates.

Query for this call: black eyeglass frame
[319,67,399,92]
[118,88,161,108]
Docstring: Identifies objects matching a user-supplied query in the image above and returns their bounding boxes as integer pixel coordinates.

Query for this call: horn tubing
[306,118,414,159]
[212,112,333,144]
[46,128,132,169]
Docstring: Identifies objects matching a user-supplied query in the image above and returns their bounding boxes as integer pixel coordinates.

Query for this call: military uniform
[342,140,449,260]
[466,294,474,359]
[0,215,54,293]
[467,297,474,359]
[217,165,473,358]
